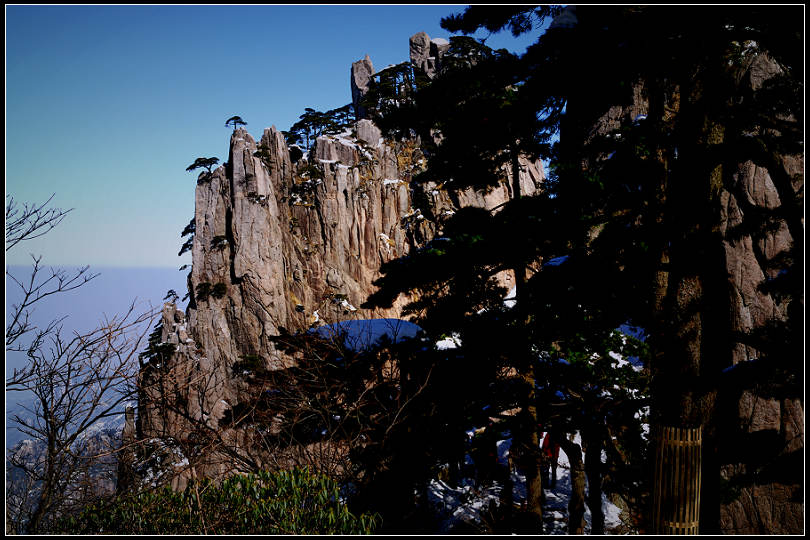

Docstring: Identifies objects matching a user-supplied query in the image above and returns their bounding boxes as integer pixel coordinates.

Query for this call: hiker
[541,432,561,488]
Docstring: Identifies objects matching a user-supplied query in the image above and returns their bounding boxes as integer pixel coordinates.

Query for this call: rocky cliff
[133,32,544,487]
[713,51,803,535]
[129,23,801,534]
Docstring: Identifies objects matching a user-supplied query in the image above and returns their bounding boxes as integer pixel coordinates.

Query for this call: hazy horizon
[6,264,188,448]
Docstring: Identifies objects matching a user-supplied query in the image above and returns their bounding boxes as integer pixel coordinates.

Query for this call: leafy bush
[59,468,380,534]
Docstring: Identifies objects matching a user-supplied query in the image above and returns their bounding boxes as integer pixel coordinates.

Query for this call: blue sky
[6,5,541,269]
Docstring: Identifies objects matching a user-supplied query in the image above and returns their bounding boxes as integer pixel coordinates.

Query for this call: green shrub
[59,468,380,534]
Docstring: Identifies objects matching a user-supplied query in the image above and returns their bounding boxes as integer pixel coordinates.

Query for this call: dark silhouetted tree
[367,4,802,533]
[185,157,220,174]
[225,115,247,130]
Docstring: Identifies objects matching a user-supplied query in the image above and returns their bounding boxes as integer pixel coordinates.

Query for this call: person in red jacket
[541,432,561,488]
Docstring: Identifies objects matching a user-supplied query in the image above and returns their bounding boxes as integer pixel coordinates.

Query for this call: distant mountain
[6,411,127,532]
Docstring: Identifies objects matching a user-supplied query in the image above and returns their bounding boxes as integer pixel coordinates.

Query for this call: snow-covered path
[427,432,625,534]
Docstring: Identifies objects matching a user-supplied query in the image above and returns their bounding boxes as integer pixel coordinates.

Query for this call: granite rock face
[409,31,450,80]
[136,125,542,483]
[134,34,544,485]
[183,124,541,367]
[713,53,803,535]
[350,55,374,119]
[131,25,802,533]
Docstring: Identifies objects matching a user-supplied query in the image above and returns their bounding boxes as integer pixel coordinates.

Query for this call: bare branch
[6,256,99,349]
[5,194,72,252]
[6,302,157,532]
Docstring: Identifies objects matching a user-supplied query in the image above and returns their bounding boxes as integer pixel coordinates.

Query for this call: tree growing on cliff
[284,105,355,152]
[225,115,247,130]
[360,62,417,123]
[185,157,219,174]
[178,217,195,257]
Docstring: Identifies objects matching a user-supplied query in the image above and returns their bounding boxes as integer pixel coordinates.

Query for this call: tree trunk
[558,435,586,535]
[519,419,544,531]
[28,402,58,533]
[29,448,56,533]
[28,484,51,533]
[650,75,730,533]
[584,430,605,534]
[509,143,544,532]
[499,457,515,530]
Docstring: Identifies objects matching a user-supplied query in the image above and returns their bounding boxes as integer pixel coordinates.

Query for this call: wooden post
[653,425,701,534]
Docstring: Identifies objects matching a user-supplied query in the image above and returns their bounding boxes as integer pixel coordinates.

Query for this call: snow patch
[336,137,357,148]
[436,333,462,350]
[504,286,517,308]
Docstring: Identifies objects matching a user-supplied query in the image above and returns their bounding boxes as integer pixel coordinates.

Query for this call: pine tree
[367,4,802,533]
[224,115,247,130]
[362,21,559,532]
[185,157,219,174]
